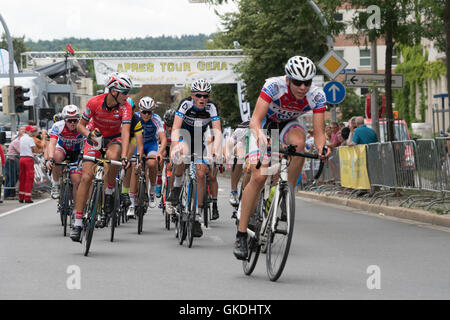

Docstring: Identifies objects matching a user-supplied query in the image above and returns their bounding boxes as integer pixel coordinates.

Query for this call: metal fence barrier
[302,138,450,213]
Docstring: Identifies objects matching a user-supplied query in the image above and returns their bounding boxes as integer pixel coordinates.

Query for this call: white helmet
[139,96,156,111]
[105,72,133,92]
[285,56,316,81]
[62,104,80,119]
[191,78,211,93]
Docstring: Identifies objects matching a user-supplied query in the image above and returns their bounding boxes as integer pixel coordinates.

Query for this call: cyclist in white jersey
[233,56,330,260]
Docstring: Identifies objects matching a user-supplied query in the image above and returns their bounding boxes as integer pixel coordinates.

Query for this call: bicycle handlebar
[83,155,122,166]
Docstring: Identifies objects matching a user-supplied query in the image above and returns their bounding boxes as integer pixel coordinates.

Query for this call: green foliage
[393,44,446,125]
[209,0,344,115]
[0,33,29,68]
[25,35,211,52]
[338,87,365,121]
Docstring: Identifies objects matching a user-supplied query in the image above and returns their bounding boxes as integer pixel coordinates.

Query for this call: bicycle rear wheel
[163,180,171,230]
[203,183,209,228]
[110,184,120,242]
[266,183,295,282]
[61,181,70,237]
[137,179,146,234]
[243,192,264,275]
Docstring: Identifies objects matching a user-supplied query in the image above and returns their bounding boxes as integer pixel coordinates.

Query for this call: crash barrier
[301,138,450,212]
[2,154,51,199]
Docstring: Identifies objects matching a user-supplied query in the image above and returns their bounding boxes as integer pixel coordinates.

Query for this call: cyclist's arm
[250,97,270,147]
[211,119,222,160]
[158,131,167,158]
[136,131,144,162]
[47,138,58,160]
[170,114,183,154]
[312,112,329,157]
[121,123,131,159]
[77,118,90,137]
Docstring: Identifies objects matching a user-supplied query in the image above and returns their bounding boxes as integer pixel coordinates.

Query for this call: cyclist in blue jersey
[137,96,167,209]
[233,56,330,260]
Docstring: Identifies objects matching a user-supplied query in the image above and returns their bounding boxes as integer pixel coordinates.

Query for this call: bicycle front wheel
[82,182,101,257]
[137,179,146,235]
[187,181,197,248]
[266,183,295,282]
[110,184,120,242]
[61,181,70,237]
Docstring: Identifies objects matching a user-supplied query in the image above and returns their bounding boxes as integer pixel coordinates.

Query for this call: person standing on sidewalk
[4,126,25,199]
[19,125,39,203]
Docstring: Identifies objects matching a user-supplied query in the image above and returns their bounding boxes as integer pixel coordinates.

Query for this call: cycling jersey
[82,93,132,138]
[259,76,327,123]
[130,113,143,140]
[137,112,164,144]
[175,97,220,133]
[49,120,84,152]
[163,123,172,145]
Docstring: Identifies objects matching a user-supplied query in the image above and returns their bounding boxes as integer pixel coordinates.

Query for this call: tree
[348,0,426,141]
[0,33,28,69]
[208,0,344,123]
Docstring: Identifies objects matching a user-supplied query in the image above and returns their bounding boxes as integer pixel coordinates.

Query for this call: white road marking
[0,199,52,218]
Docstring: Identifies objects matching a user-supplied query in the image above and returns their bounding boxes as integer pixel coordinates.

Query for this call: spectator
[327,121,342,149]
[305,129,315,152]
[338,126,351,146]
[348,116,378,145]
[325,125,332,144]
[4,126,25,199]
[32,129,45,154]
[19,125,39,203]
[347,116,357,145]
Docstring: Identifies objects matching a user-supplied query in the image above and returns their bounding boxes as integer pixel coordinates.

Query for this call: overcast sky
[1,0,238,41]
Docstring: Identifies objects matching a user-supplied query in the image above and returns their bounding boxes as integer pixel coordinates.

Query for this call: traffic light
[14,86,30,113]
[0,85,14,114]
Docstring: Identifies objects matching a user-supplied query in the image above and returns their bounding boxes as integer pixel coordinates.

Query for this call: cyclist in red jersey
[70,72,133,242]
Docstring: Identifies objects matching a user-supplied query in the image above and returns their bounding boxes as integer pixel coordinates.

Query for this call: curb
[297,191,450,229]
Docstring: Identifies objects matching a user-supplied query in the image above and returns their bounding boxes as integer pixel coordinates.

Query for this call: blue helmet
[127,97,135,108]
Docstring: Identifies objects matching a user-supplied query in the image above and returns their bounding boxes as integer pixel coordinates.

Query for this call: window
[392,46,398,66]
[335,50,344,58]
[360,49,371,66]
[334,13,343,22]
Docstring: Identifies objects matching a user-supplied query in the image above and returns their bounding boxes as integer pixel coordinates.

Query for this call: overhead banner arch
[94,56,244,85]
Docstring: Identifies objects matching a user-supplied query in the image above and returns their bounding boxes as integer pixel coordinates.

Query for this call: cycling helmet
[139,96,156,111]
[62,104,80,119]
[53,112,63,122]
[126,97,135,108]
[163,109,176,127]
[285,56,316,81]
[105,72,133,92]
[190,78,211,93]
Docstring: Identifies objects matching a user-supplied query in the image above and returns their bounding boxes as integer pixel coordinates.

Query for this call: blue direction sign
[324,81,346,104]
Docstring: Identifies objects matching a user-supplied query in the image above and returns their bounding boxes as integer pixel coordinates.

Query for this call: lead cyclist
[233,56,330,260]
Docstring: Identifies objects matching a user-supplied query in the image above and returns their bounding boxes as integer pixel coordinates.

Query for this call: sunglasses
[115,90,129,95]
[141,110,152,115]
[290,79,312,87]
[194,93,210,99]
[66,119,79,123]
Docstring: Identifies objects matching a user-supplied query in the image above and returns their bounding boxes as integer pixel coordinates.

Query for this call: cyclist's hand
[121,158,130,170]
[87,129,102,147]
[256,130,268,149]
[318,145,330,160]
[46,158,54,170]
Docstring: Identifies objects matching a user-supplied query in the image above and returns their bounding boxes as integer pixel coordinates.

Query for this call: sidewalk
[297,190,450,229]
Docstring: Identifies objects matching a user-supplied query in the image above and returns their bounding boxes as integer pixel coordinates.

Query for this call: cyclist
[233,56,329,260]
[136,96,167,209]
[70,72,133,242]
[166,78,222,237]
[203,125,221,220]
[224,121,251,207]
[122,97,144,218]
[46,105,84,202]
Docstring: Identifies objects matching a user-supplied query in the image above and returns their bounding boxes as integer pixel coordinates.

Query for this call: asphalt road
[1,177,449,300]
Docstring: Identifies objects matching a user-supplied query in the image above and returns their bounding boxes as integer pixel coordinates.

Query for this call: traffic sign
[317,50,348,80]
[340,68,356,74]
[344,73,404,89]
[324,81,346,104]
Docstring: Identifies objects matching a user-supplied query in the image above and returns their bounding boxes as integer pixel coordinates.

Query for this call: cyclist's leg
[282,124,307,188]
[195,163,207,208]
[69,168,82,201]
[121,142,135,209]
[104,141,122,214]
[50,147,65,198]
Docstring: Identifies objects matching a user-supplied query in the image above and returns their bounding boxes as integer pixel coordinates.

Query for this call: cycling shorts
[83,135,122,159]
